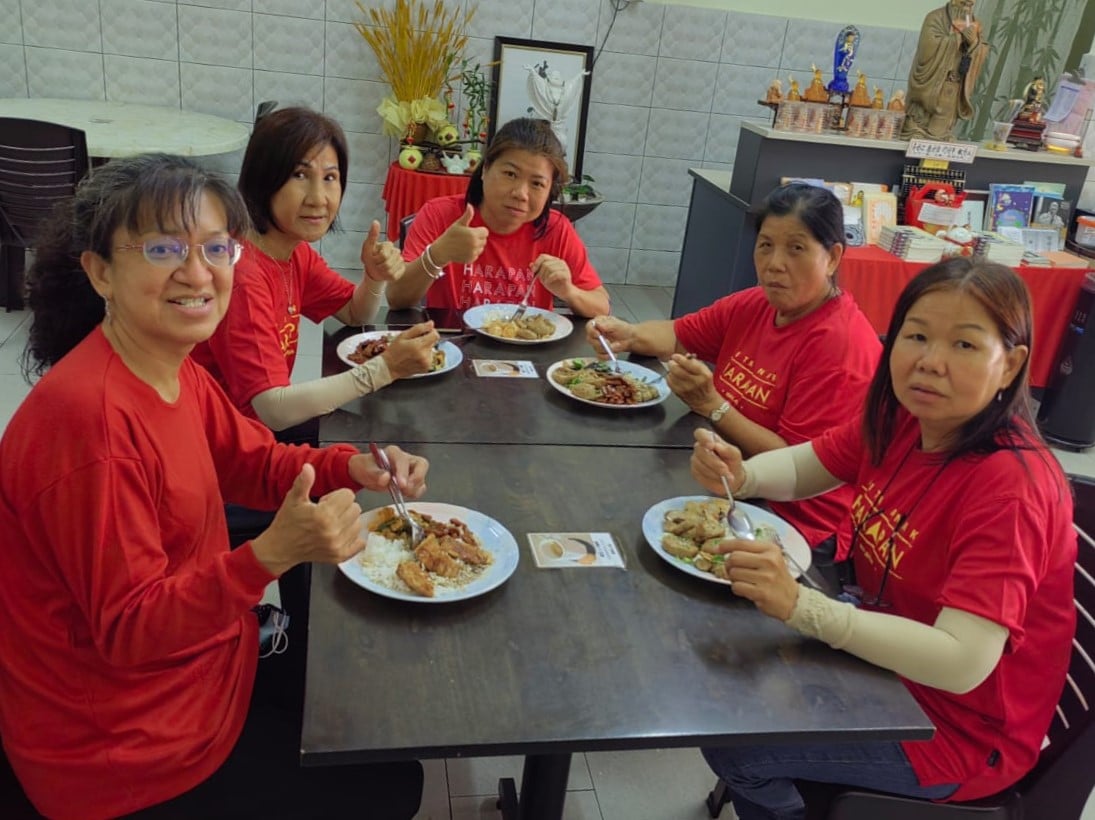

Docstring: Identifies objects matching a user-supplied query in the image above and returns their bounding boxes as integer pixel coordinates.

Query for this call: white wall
[650,0,940,30]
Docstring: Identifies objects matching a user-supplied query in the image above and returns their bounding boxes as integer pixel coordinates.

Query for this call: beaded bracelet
[422,244,445,280]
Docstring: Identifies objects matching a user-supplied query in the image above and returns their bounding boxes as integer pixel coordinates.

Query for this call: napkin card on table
[528,532,626,569]
[472,359,538,378]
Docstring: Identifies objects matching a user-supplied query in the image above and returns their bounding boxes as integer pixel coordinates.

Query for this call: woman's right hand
[690,428,746,496]
[381,321,440,380]
[252,464,366,575]
[586,314,635,356]
[433,204,488,265]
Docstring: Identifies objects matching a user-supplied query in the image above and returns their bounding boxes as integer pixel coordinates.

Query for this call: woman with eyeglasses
[191,106,439,432]
[593,183,881,566]
[0,154,425,819]
[691,258,1075,818]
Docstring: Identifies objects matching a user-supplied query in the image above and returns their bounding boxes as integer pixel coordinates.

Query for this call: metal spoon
[590,319,621,372]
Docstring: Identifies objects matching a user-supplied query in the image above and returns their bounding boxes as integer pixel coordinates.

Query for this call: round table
[382,161,471,242]
[0,98,250,158]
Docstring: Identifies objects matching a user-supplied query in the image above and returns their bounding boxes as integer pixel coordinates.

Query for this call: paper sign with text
[906,139,978,164]
[528,532,626,569]
[472,359,539,378]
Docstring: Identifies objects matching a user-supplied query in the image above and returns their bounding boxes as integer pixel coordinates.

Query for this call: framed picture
[489,37,594,180]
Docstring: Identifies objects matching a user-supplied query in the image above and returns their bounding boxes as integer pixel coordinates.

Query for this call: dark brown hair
[465,118,568,238]
[750,183,846,282]
[863,256,1040,464]
[237,106,349,234]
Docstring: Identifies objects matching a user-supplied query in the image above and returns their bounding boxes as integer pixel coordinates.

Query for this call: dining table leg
[497,753,571,820]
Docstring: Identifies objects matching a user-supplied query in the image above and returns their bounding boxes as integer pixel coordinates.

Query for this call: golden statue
[849,71,871,107]
[872,87,885,109]
[787,77,801,101]
[804,64,829,102]
[888,89,907,111]
[765,78,783,104]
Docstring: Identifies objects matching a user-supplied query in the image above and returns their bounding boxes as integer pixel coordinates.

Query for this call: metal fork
[590,319,621,373]
[506,275,539,323]
[369,442,425,547]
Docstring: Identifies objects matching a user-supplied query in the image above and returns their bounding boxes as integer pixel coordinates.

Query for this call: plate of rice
[462,304,573,345]
[339,502,519,602]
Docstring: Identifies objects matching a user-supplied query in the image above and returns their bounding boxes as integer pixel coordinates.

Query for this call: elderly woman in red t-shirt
[691,258,1075,816]
[591,183,881,560]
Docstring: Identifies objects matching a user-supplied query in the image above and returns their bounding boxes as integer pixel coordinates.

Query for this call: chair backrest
[255,100,278,124]
[399,212,416,249]
[0,117,89,248]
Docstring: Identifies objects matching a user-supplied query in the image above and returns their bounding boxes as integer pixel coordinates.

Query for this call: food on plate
[481,313,556,340]
[347,334,444,371]
[551,359,660,405]
[361,507,493,598]
[661,498,786,580]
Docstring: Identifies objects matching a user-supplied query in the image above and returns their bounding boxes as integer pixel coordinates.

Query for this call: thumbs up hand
[431,204,489,266]
[360,219,405,283]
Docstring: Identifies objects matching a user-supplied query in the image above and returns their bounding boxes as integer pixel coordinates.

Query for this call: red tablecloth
[381,162,471,242]
[840,245,1091,388]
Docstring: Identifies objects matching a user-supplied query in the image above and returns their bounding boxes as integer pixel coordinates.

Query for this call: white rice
[357,531,491,598]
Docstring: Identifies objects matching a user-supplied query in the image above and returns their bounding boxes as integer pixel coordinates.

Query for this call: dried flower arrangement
[353,0,476,139]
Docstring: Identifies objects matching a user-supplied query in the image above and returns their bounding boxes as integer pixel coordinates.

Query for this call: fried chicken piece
[662,533,699,559]
[414,535,461,578]
[442,535,491,566]
[396,560,434,597]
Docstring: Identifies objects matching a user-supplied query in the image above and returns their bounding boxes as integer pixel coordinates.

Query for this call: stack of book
[878,225,949,263]
[972,231,1026,266]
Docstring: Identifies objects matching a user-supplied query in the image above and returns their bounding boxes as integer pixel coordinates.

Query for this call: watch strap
[709,400,731,422]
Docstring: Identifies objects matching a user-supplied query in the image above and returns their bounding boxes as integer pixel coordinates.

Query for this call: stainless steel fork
[369,442,425,547]
[506,274,539,323]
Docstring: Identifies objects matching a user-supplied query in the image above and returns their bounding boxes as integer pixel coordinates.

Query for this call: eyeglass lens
[142,237,241,267]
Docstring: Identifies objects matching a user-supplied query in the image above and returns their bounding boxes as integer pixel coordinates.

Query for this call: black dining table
[319,308,698,448]
[304,329,935,820]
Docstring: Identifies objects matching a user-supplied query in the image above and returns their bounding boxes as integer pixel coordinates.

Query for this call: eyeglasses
[114,236,243,268]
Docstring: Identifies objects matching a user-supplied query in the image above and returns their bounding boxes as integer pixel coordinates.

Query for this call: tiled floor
[2,285,1094,820]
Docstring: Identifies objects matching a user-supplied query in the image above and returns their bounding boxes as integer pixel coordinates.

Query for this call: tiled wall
[0,0,915,286]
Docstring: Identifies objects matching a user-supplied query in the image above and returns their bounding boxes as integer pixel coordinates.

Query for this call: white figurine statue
[524,61,589,154]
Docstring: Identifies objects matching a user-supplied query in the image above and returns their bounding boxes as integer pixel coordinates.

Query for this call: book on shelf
[877,225,948,262]
[1030,194,1069,249]
[972,231,1026,266]
[862,191,898,245]
[986,184,1036,230]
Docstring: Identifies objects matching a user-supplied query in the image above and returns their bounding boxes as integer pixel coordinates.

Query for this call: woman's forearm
[249,357,393,431]
[385,256,437,309]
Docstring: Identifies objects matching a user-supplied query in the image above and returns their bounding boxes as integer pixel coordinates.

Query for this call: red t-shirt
[191,237,354,420]
[674,288,880,556]
[0,329,360,819]
[402,194,603,310]
[814,411,1076,801]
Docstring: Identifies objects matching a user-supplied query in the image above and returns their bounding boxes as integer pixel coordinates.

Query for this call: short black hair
[237,106,349,234]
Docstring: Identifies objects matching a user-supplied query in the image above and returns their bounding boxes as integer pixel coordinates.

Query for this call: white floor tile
[1053,446,1095,479]
[446,754,593,797]
[449,788,602,819]
[0,309,30,345]
[415,758,451,820]
[586,748,717,820]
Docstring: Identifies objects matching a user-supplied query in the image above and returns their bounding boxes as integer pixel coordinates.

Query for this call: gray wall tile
[713,64,779,117]
[26,47,104,98]
[324,77,389,134]
[345,130,392,186]
[704,114,749,165]
[633,204,688,252]
[659,6,726,61]
[597,0,662,57]
[651,58,718,112]
[853,25,910,82]
[781,20,842,76]
[589,52,655,107]
[585,102,648,156]
[627,249,680,287]
[178,5,251,69]
[321,231,368,270]
[722,12,787,68]
[177,0,250,11]
[326,20,380,81]
[645,108,708,161]
[0,0,22,44]
[583,152,642,203]
[531,0,598,46]
[23,0,101,52]
[0,43,27,96]
[583,246,630,285]
[338,181,386,233]
[254,13,326,75]
[180,62,252,121]
[638,157,696,207]
[467,0,533,40]
[579,201,636,249]
[105,55,181,106]
[102,0,178,61]
[254,70,325,111]
[254,0,324,18]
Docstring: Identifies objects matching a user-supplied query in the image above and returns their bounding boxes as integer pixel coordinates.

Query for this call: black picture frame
[489,37,594,181]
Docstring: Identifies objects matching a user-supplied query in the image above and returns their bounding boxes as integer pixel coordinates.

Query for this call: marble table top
[0,98,250,158]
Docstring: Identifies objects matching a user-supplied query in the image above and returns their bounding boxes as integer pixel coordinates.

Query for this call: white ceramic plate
[335,331,463,378]
[462,304,574,345]
[545,357,670,410]
[339,502,519,603]
[642,495,812,584]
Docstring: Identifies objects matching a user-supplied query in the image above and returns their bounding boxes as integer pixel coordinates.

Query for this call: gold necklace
[256,237,297,316]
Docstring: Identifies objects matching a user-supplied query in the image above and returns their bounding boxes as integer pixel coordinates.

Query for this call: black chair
[399,212,416,250]
[707,472,1095,820]
[254,100,278,124]
[0,117,90,311]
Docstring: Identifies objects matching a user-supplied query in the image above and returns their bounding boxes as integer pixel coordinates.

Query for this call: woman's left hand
[349,445,429,498]
[531,254,573,297]
[665,354,722,417]
[360,219,405,283]
[706,538,799,620]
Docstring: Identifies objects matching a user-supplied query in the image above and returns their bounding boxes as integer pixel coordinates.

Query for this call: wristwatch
[709,400,731,422]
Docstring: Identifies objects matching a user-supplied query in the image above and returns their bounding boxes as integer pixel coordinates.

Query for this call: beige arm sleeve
[249,357,393,432]
[786,587,1009,694]
[736,441,843,501]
